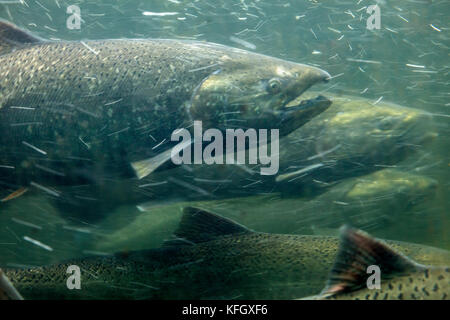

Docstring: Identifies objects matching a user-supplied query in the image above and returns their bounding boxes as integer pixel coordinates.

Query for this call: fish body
[42,92,436,223]
[4,207,450,300]
[155,91,437,197]
[93,169,438,252]
[179,169,438,235]
[0,20,330,192]
[4,233,338,300]
[274,91,437,194]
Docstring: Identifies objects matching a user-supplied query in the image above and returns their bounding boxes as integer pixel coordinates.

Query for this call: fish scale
[323,268,450,300]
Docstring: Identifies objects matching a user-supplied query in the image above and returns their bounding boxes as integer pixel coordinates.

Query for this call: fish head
[189,54,331,136]
[294,94,438,166]
[346,169,438,217]
[275,95,438,193]
[361,103,437,162]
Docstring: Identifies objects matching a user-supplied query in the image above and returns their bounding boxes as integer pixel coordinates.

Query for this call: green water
[0,0,448,298]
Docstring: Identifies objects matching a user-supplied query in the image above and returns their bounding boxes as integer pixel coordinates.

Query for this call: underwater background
[0,0,448,288]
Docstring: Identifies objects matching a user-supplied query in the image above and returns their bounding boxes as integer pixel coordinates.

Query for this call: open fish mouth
[279,94,332,120]
[282,94,331,112]
[275,94,332,136]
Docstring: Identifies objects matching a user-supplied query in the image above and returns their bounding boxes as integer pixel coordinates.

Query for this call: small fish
[305,226,449,300]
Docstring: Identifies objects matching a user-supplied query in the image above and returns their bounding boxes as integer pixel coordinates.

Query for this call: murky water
[0,0,448,299]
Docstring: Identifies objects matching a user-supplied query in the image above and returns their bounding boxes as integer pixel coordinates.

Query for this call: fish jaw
[276,95,332,136]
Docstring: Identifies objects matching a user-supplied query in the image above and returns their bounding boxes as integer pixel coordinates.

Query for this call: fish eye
[377,116,397,130]
[267,78,282,94]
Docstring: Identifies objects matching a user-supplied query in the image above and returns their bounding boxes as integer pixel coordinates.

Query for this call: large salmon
[0,20,330,194]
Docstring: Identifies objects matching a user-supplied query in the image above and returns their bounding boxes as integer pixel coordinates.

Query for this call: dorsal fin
[164,207,252,247]
[322,226,423,295]
[0,20,42,55]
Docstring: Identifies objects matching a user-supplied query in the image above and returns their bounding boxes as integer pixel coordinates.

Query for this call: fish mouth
[283,94,331,112]
[280,94,332,119]
[276,95,331,136]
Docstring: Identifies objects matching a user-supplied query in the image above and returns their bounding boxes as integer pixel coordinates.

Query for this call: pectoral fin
[131,139,192,180]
